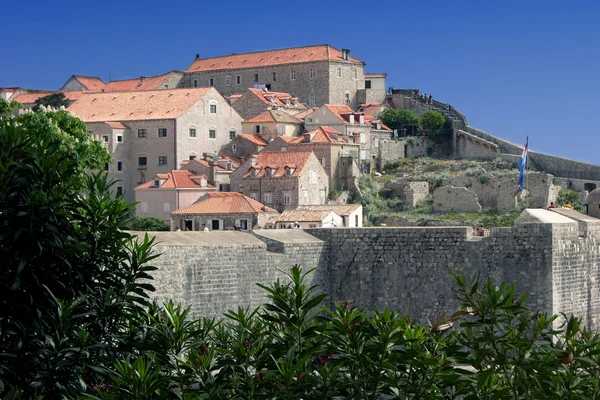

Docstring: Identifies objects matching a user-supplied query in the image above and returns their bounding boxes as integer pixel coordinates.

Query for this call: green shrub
[125,216,170,231]
[557,189,578,206]
[328,189,342,200]
[383,161,400,171]
[478,173,490,184]
[426,146,434,156]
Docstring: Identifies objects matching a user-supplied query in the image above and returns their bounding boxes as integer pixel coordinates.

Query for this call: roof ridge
[191,44,333,62]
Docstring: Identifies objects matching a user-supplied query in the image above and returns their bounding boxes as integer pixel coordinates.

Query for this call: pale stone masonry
[68,87,243,203]
[183,45,366,109]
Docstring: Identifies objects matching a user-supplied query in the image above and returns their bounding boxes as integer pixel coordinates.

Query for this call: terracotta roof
[172,192,277,215]
[104,71,179,92]
[186,44,363,72]
[293,107,319,120]
[244,151,313,178]
[277,209,333,222]
[74,76,106,91]
[247,88,307,109]
[239,133,268,146]
[296,204,362,216]
[277,136,299,143]
[244,109,301,124]
[318,104,392,131]
[296,126,351,144]
[135,170,213,189]
[364,73,387,78]
[359,103,389,117]
[13,90,86,105]
[105,121,127,129]
[67,87,212,122]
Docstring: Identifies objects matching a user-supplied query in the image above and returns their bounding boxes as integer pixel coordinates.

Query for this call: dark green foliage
[380,108,421,135]
[383,161,400,172]
[478,173,490,184]
[32,92,73,111]
[557,189,578,206]
[481,207,524,227]
[421,110,445,134]
[125,216,170,231]
[328,189,342,200]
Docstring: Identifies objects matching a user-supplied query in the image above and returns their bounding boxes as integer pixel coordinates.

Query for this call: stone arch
[584,183,597,192]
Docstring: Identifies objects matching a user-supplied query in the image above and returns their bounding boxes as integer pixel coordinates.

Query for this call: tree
[125,216,170,231]
[380,108,421,135]
[421,110,446,134]
[0,98,157,397]
[32,92,72,111]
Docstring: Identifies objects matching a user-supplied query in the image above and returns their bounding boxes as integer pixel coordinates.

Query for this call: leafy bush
[380,108,421,135]
[383,161,400,172]
[125,216,170,231]
[557,189,578,206]
[421,110,445,134]
[481,207,524,228]
[478,173,490,184]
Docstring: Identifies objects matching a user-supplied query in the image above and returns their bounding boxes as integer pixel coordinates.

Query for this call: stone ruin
[384,174,429,208]
[433,186,481,213]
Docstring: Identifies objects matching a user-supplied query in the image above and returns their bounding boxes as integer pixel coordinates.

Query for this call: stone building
[296,204,363,227]
[230,151,329,211]
[134,170,216,222]
[358,73,387,105]
[183,44,366,109]
[241,110,302,141]
[275,209,343,229]
[303,104,392,172]
[587,188,600,218]
[219,133,268,161]
[179,155,240,191]
[170,192,278,231]
[264,126,361,191]
[231,88,307,120]
[60,75,107,91]
[67,87,243,203]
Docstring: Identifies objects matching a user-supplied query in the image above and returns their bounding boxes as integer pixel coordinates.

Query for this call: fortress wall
[307,226,555,323]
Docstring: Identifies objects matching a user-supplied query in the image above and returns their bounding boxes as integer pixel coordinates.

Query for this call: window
[116,186,123,196]
[309,93,316,107]
[365,80,372,89]
[141,202,148,213]
[272,72,277,81]
[239,219,248,230]
[189,155,196,160]
[117,161,123,171]
[236,75,241,85]
[209,129,216,139]
[102,135,109,142]
[209,103,217,113]
[209,78,214,86]
[355,215,359,227]
[104,162,109,171]
[281,146,287,152]
[310,68,315,78]
[320,158,326,167]
[163,202,170,213]
[345,93,350,106]
[352,69,357,79]
[211,220,220,230]
[159,156,168,166]
[291,70,296,80]
[283,192,291,205]
[138,156,147,167]
[309,224,318,228]
[184,220,193,231]
[229,130,236,140]
[225,76,231,86]
[232,144,237,151]
[158,128,167,137]
[193,79,198,87]
[255,125,260,134]
[117,135,123,143]
[254,73,259,82]
[264,192,272,204]
[277,125,285,135]
[336,67,342,78]
[189,128,196,137]
[137,129,147,138]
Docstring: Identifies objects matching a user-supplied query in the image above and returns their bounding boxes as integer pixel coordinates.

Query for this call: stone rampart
[145,210,600,329]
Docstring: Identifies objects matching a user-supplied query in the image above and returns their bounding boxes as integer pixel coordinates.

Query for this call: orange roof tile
[105,121,127,129]
[277,209,333,222]
[135,170,214,189]
[364,73,387,78]
[293,107,319,120]
[104,71,179,92]
[74,76,106,91]
[244,151,313,178]
[245,109,301,124]
[246,88,307,109]
[67,87,212,122]
[359,103,389,117]
[13,90,86,105]
[296,126,352,144]
[172,192,277,215]
[296,204,362,216]
[238,133,268,146]
[187,45,363,72]
[320,104,391,130]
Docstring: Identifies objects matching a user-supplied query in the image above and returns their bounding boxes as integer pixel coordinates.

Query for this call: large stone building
[183,45,367,109]
[67,87,243,202]
[230,151,329,211]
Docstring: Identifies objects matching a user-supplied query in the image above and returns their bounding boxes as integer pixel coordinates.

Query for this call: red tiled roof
[296,204,362,216]
[104,71,179,92]
[247,88,306,109]
[67,88,212,122]
[74,76,106,91]
[105,121,127,129]
[277,209,333,222]
[319,104,392,130]
[172,192,277,215]
[293,107,319,120]
[13,90,86,105]
[245,109,301,124]
[135,170,213,189]
[186,45,363,72]
[296,126,351,143]
[244,151,313,178]
[239,133,268,146]
[359,103,389,117]
[364,73,387,78]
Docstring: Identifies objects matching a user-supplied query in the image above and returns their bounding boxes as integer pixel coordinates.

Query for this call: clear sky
[1,0,598,163]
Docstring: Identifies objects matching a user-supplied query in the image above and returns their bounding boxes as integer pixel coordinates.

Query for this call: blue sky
[1,0,598,163]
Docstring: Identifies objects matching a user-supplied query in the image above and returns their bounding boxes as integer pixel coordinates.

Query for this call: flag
[518,138,528,192]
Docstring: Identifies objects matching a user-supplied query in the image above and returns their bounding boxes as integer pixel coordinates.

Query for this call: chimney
[293,97,299,106]
[140,76,145,81]
[251,156,257,166]
[207,158,217,185]
[342,49,350,61]
[359,114,364,124]
[195,54,200,60]
[349,114,355,124]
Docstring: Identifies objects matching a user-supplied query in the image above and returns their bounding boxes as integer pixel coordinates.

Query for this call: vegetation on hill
[2,98,600,398]
[421,110,445,134]
[126,216,170,231]
[380,108,421,135]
